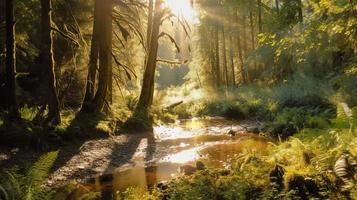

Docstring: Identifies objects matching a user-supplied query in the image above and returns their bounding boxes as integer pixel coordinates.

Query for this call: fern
[0,151,58,200]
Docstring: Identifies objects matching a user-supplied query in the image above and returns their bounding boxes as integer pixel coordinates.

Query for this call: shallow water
[63,118,269,198]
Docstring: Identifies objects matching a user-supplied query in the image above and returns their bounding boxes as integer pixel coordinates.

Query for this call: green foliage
[116,187,162,200]
[0,151,58,200]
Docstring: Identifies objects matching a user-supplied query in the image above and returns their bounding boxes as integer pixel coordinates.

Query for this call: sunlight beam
[165,0,198,24]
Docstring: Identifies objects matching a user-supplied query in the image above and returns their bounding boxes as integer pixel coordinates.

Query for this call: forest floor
[0,118,260,188]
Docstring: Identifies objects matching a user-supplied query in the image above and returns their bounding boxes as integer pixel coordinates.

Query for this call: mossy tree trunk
[41,0,61,124]
[4,0,20,120]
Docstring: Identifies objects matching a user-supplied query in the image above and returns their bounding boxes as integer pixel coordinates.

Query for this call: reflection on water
[153,117,248,140]
[61,118,269,199]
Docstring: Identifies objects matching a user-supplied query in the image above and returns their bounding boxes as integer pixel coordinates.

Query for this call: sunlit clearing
[165,0,198,23]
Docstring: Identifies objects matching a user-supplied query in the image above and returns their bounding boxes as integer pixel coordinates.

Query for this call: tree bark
[249,11,255,53]
[242,15,247,60]
[0,0,5,66]
[249,10,256,82]
[214,25,220,87]
[236,10,246,84]
[147,0,154,49]
[297,0,303,22]
[81,0,100,112]
[209,29,216,85]
[4,0,20,119]
[221,26,228,88]
[229,36,235,86]
[258,0,262,33]
[93,0,113,112]
[275,0,280,15]
[41,0,61,124]
[135,0,163,112]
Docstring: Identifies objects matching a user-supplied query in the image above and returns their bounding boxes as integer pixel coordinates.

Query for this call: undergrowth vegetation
[0,151,58,200]
[111,103,357,200]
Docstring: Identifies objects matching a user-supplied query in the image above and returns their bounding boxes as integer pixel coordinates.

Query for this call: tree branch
[51,26,80,46]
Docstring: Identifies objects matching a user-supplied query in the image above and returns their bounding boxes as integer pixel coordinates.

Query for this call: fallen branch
[166,101,183,110]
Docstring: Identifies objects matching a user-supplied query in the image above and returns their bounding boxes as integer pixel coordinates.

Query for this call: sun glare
[165,0,198,23]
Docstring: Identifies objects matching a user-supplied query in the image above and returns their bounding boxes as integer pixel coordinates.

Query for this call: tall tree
[214,25,220,87]
[229,36,235,86]
[81,0,100,112]
[235,10,245,84]
[92,0,113,111]
[297,0,303,22]
[126,0,190,131]
[81,0,113,113]
[0,0,5,67]
[275,0,280,15]
[41,0,61,124]
[135,0,163,113]
[221,26,228,87]
[257,0,263,33]
[147,0,154,49]
[249,10,256,82]
[5,0,20,119]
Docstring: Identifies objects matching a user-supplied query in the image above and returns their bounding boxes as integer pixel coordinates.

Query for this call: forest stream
[55,118,270,197]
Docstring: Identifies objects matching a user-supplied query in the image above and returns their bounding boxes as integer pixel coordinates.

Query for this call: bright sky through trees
[165,0,198,23]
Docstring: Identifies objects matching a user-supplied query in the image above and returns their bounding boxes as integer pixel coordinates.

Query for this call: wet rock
[269,164,285,190]
[285,174,320,199]
[247,127,260,134]
[99,173,114,184]
[180,161,205,175]
[268,123,298,140]
[227,129,236,136]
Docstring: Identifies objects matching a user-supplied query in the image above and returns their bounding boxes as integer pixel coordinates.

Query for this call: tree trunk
[81,0,100,112]
[249,11,255,53]
[4,0,19,119]
[221,26,228,88]
[209,28,216,85]
[258,0,262,33]
[242,15,247,60]
[41,0,61,124]
[136,0,163,112]
[93,0,113,112]
[297,0,303,22]
[236,10,246,84]
[275,0,280,15]
[214,25,220,87]
[249,10,256,82]
[147,0,154,49]
[229,36,235,86]
[0,0,5,66]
